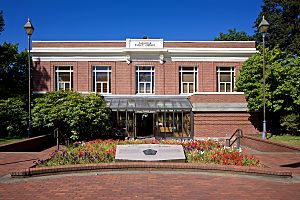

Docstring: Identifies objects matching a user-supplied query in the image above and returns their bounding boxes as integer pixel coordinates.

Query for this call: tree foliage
[236,46,300,134]
[0,97,27,138]
[254,0,300,55]
[214,28,254,41]
[0,10,4,34]
[0,43,28,99]
[32,91,111,140]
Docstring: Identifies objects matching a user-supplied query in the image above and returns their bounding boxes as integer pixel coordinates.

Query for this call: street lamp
[24,18,34,138]
[259,16,269,140]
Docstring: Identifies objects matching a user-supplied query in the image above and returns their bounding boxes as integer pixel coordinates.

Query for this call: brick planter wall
[241,135,300,152]
[0,135,55,152]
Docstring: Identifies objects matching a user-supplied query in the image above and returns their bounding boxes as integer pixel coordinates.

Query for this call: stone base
[115,144,186,162]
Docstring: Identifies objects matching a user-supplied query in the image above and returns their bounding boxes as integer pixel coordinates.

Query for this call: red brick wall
[190,94,247,103]
[194,112,259,137]
[164,42,255,48]
[32,42,126,48]
[32,60,245,95]
[32,61,51,92]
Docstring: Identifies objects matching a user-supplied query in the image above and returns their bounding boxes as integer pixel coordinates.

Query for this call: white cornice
[171,57,249,62]
[32,56,127,62]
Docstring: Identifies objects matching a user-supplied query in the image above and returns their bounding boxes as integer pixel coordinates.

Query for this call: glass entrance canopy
[105,96,192,112]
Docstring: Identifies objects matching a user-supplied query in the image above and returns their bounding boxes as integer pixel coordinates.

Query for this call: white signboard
[126,39,164,49]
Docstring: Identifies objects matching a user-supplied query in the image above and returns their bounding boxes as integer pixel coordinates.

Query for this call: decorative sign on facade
[126,39,164,49]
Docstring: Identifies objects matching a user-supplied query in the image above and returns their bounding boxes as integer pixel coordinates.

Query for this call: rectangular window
[55,66,73,91]
[179,66,198,94]
[93,66,111,94]
[217,67,235,92]
[136,66,155,94]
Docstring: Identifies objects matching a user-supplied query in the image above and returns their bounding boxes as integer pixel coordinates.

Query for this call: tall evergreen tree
[254,0,300,55]
[0,43,28,99]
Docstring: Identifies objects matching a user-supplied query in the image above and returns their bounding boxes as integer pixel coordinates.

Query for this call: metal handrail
[54,128,70,150]
[226,129,243,148]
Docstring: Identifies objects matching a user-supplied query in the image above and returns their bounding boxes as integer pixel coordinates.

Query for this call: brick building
[31,38,259,138]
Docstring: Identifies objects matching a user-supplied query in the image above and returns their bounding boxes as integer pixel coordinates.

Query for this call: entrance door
[136,113,153,137]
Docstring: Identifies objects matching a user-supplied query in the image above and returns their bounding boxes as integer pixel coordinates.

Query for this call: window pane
[97,72,107,81]
[58,66,71,71]
[65,83,70,90]
[182,73,194,82]
[182,67,194,71]
[59,83,64,90]
[95,66,109,71]
[221,67,231,71]
[59,72,70,81]
[220,84,225,92]
[220,73,231,82]
[96,83,101,93]
[103,83,108,93]
[139,66,151,70]
[139,72,151,82]
[189,83,194,93]
[140,83,144,93]
[226,84,231,92]
[146,83,150,93]
[183,83,188,93]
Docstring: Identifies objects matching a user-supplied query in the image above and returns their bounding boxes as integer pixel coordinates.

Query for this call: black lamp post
[259,16,269,140]
[24,18,34,138]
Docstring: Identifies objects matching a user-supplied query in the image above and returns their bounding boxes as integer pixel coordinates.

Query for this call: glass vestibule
[106,96,193,139]
[112,110,192,138]
[155,111,191,138]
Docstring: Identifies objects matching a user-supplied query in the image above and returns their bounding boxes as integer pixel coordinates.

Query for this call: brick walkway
[0,146,299,199]
[0,147,55,177]
[0,171,299,200]
[243,147,300,176]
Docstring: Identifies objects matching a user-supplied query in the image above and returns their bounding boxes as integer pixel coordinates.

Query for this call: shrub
[32,90,111,140]
[0,97,27,137]
[280,114,300,135]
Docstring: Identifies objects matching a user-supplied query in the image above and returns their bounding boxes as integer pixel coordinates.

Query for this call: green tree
[32,91,111,140]
[236,46,300,134]
[0,10,4,34]
[214,28,254,41]
[0,43,28,99]
[254,0,300,55]
[0,97,27,138]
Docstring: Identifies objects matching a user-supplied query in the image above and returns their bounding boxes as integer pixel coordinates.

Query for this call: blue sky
[1,0,263,51]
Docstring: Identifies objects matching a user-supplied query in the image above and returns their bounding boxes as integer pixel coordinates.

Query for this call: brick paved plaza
[0,146,299,200]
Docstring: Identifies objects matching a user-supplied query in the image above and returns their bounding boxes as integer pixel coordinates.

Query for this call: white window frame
[93,66,112,94]
[179,66,198,94]
[217,67,235,92]
[55,66,73,91]
[136,66,155,94]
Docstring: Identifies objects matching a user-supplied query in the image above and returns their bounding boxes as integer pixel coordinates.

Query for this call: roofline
[32,40,256,43]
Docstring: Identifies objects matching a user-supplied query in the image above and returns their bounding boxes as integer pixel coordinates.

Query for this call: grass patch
[0,137,26,145]
[268,134,300,147]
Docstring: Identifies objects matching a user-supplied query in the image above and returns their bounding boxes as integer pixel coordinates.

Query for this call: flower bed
[35,139,262,167]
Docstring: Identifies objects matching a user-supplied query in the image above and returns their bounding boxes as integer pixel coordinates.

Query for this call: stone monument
[115,144,186,162]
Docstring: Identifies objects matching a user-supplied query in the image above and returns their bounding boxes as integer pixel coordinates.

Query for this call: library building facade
[31,38,259,138]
